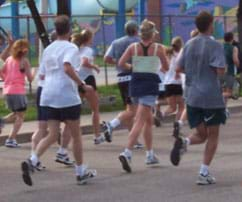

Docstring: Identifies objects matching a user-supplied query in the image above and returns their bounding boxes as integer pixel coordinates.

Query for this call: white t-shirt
[164,52,182,85]
[78,46,94,80]
[37,62,45,87]
[40,40,81,108]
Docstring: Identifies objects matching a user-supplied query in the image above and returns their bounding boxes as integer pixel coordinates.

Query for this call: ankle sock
[110,118,120,129]
[30,153,38,166]
[199,164,209,176]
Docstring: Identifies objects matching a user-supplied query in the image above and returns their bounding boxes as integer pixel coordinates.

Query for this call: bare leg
[31,121,48,152]
[142,107,153,150]
[36,120,59,158]
[164,96,176,116]
[8,111,25,139]
[203,125,220,165]
[65,119,83,165]
[175,96,185,120]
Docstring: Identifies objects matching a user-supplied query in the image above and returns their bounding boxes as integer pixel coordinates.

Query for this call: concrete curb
[0,104,242,146]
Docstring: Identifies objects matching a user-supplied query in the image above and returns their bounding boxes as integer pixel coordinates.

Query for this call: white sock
[185,137,191,146]
[199,164,209,176]
[57,147,67,155]
[30,153,38,166]
[75,164,86,176]
[178,120,184,127]
[146,149,154,157]
[110,118,121,129]
[124,148,132,157]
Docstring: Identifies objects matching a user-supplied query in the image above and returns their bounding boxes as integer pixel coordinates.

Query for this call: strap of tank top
[134,43,138,56]
[154,43,158,56]
[140,42,153,56]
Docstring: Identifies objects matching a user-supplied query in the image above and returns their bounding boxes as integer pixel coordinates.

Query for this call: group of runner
[0,10,239,186]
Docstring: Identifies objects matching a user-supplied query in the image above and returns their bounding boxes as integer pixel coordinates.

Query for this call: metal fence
[0,14,238,83]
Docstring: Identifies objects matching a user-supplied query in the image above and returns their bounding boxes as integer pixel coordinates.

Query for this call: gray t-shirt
[105,35,140,74]
[178,35,226,109]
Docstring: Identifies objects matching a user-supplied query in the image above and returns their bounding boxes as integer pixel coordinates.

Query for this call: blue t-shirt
[105,35,140,74]
[178,35,226,109]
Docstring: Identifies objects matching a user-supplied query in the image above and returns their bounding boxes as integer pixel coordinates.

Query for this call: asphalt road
[0,112,242,202]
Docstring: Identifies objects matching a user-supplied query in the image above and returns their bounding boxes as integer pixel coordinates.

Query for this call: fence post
[101,15,108,86]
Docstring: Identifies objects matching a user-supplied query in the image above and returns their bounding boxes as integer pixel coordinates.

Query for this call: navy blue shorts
[43,104,81,122]
[36,87,48,121]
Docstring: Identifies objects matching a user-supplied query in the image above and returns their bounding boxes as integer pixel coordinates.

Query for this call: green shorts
[187,105,226,129]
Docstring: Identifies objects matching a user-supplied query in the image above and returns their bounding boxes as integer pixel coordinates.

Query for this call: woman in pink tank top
[0,39,34,148]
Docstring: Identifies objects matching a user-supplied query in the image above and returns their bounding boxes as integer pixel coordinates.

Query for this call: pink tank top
[2,56,26,95]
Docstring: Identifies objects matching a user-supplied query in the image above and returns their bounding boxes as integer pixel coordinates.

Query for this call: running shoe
[34,161,46,171]
[94,135,105,145]
[196,173,216,185]
[119,152,132,173]
[21,159,34,186]
[170,135,187,166]
[102,121,113,142]
[5,139,20,148]
[76,168,97,185]
[133,142,144,149]
[145,154,159,165]
[55,153,74,166]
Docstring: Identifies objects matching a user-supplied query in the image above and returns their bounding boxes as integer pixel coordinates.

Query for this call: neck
[57,34,69,41]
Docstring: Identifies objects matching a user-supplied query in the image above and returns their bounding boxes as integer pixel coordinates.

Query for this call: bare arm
[104,55,116,65]
[233,46,240,68]
[64,62,85,86]
[82,57,100,73]
[23,58,34,83]
[157,45,169,72]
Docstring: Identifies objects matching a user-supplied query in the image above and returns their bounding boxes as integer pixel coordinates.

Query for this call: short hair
[224,32,234,42]
[54,15,70,36]
[125,20,138,36]
[11,39,29,59]
[139,19,158,40]
[195,11,213,33]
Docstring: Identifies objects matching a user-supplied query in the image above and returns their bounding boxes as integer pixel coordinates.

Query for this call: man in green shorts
[170,11,226,185]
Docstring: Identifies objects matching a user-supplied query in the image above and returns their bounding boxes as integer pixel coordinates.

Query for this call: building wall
[151,0,239,44]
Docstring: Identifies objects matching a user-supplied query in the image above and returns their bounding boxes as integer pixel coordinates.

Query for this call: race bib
[159,82,165,91]
[132,56,160,73]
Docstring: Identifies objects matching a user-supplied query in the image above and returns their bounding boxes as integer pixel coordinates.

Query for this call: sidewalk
[0,98,242,146]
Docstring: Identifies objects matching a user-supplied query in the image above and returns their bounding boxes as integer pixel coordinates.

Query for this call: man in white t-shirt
[21,15,96,186]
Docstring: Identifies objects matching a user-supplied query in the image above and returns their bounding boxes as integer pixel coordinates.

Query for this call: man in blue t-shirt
[103,20,142,148]
[170,11,226,185]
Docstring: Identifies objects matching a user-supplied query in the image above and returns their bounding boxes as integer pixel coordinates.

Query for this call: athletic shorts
[165,84,183,97]
[36,86,48,121]
[132,95,157,107]
[220,75,235,89]
[5,94,27,112]
[118,81,132,105]
[187,105,226,129]
[84,75,97,91]
[43,104,81,122]
[157,91,166,100]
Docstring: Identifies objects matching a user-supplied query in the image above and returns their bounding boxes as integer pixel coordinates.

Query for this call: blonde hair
[139,19,158,40]
[71,29,93,47]
[166,36,183,58]
[11,39,29,59]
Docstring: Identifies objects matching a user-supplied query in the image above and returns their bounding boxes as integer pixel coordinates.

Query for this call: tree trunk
[26,0,50,48]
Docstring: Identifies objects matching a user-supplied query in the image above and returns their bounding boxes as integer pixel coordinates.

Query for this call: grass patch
[0,84,124,121]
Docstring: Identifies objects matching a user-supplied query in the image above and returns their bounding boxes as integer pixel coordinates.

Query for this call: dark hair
[195,11,213,33]
[125,21,138,36]
[54,15,70,36]
[224,32,234,42]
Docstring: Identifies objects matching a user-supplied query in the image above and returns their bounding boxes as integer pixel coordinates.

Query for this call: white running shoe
[102,121,113,142]
[145,154,159,165]
[76,166,97,185]
[119,152,132,173]
[196,173,216,185]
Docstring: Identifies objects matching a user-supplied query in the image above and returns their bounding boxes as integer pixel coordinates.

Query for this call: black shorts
[84,75,97,91]
[43,104,81,122]
[158,91,166,100]
[187,105,226,128]
[118,81,132,105]
[36,87,48,121]
[165,84,183,97]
